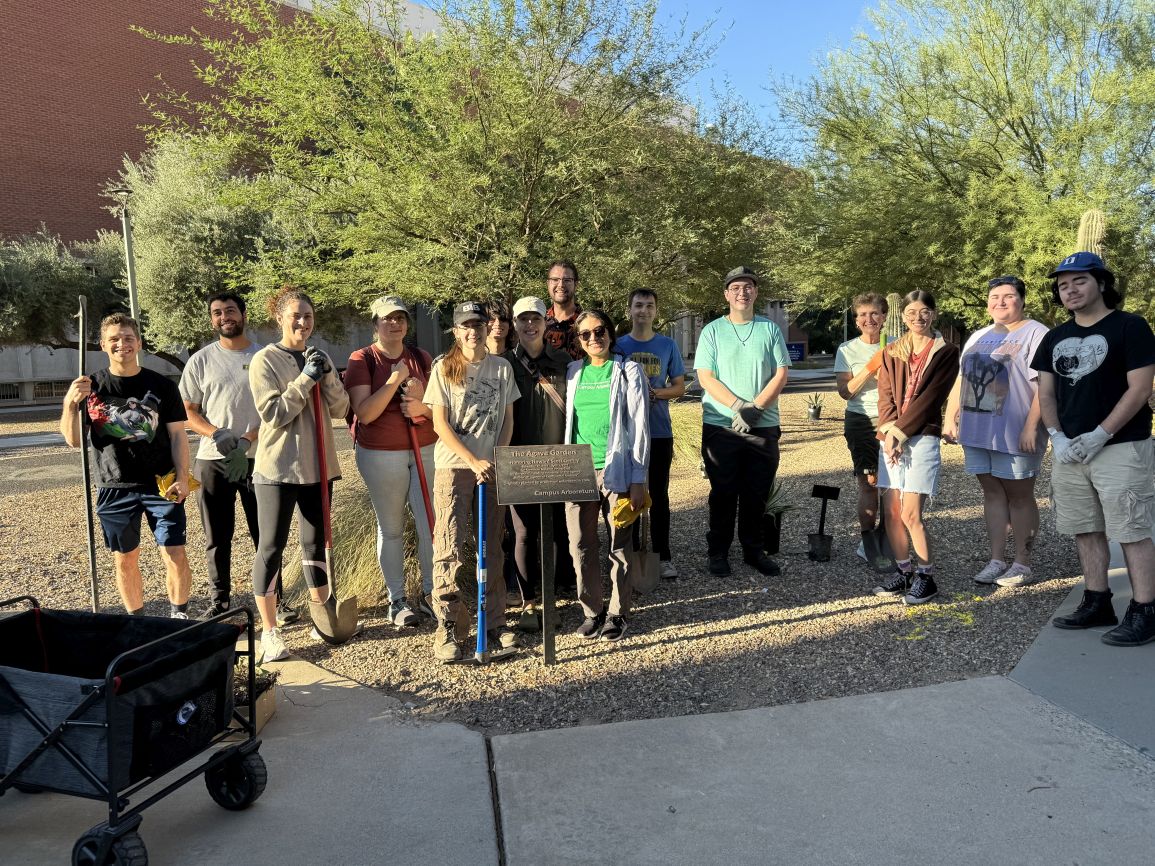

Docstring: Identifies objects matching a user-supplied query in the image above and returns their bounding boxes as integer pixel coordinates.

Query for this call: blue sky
[656,0,875,116]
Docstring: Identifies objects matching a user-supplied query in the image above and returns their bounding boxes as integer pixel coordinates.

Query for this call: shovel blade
[807,532,833,562]
[863,527,895,573]
[308,595,360,646]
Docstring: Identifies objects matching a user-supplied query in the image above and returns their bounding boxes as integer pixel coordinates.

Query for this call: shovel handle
[409,423,435,533]
[312,382,333,547]
[476,482,487,661]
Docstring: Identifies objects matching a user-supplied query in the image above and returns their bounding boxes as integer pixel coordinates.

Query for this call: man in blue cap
[1031,252,1155,646]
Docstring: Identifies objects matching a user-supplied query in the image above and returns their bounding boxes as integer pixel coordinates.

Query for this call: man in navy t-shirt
[1032,252,1155,647]
[617,289,685,577]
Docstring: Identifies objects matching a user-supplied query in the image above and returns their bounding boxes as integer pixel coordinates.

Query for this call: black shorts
[843,411,879,477]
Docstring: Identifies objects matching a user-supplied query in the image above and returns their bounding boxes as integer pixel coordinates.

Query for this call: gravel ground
[0,407,59,437]
[0,393,1080,736]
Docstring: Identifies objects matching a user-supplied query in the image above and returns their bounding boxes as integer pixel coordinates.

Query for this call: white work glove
[1048,430,1081,465]
[1071,425,1112,464]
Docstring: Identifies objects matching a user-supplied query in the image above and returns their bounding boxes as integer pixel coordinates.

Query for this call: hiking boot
[276,600,299,627]
[1052,589,1117,630]
[487,627,520,650]
[972,559,1008,585]
[995,563,1036,588]
[389,598,420,628]
[873,568,912,598]
[600,615,628,642]
[433,621,462,663]
[903,573,939,605]
[743,549,781,576]
[200,601,231,620]
[1100,600,1155,647]
[707,555,732,577]
[576,610,606,639]
[261,627,290,663]
[660,560,679,580]
[418,594,435,618]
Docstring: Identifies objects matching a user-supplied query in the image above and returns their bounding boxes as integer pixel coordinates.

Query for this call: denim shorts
[876,434,941,496]
[95,488,187,553]
[962,445,1042,480]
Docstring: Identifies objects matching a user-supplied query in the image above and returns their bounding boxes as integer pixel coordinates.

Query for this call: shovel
[807,484,840,562]
[76,296,100,613]
[861,505,896,574]
[629,513,660,596]
[462,482,517,665]
[308,382,359,645]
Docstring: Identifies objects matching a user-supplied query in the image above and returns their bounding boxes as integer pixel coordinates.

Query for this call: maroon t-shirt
[343,344,437,451]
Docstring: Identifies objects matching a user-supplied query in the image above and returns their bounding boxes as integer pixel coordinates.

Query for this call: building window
[0,383,19,401]
[33,380,70,399]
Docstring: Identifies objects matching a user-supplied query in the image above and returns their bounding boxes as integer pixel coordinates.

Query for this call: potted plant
[233,658,279,735]
[806,392,824,420]
[763,481,794,555]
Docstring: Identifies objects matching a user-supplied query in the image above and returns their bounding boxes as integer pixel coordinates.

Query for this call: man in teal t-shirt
[694,266,791,577]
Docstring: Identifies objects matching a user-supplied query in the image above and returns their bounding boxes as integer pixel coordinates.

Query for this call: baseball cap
[724,265,759,289]
[512,296,547,318]
[369,295,409,320]
[1048,251,1112,279]
[452,301,488,326]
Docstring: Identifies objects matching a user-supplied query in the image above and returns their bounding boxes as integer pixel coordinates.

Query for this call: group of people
[59,251,1155,666]
[833,251,1155,647]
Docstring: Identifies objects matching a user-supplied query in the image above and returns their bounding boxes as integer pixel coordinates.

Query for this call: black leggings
[252,482,330,598]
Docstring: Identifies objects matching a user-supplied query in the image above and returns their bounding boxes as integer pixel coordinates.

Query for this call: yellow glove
[611,491,652,529]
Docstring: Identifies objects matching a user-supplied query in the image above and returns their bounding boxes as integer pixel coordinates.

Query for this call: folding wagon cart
[0,596,268,866]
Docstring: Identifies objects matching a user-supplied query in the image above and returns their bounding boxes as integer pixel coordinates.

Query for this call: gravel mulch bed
[0,393,1080,736]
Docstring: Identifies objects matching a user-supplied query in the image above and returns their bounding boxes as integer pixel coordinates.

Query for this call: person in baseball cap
[723,265,759,290]
[452,300,488,327]
[1047,251,1120,309]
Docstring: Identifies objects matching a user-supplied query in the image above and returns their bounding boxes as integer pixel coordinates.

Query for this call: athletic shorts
[1050,439,1155,543]
[843,411,879,476]
[95,488,187,553]
[876,434,941,496]
[962,445,1042,480]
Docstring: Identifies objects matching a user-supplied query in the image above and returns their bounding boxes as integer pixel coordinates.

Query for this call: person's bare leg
[882,488,908,562]
[1002,477,1039,566]
[857,474,879,532]
[901,492,931,564]
[158,545,191,605]
[1075,532,1111,592]
[255,593,277,632]
[112,549,144,611]
[976,473,1009,562]
[1119,538,1155,604]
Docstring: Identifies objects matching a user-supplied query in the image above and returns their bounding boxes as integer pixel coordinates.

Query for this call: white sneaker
[659,560,679,580]
[855,541,868,562]
[170,610,190,620]
[261,627,290,663]
[995,563,1036,587]
[972,559,1008,585]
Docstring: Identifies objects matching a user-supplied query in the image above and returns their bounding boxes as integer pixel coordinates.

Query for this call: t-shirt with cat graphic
[425,353,520,469]
[86,367,188,490]
[1031,309,1155,444]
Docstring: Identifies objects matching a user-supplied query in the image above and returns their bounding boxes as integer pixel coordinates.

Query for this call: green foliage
[0,230,126,349]
[771,0,1155,329]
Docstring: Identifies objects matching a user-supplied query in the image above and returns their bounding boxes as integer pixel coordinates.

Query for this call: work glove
[222,444,251,484]
[1048,430,1081,465]
[211,427,240,455]
[302,346,332,381]
[1071,425,1112,464]
[730,397,761,434]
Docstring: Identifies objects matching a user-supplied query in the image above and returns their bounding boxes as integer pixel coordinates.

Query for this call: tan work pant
[565,470,632,619]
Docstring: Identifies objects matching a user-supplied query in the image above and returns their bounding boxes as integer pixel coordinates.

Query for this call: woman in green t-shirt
[563,310,651,643]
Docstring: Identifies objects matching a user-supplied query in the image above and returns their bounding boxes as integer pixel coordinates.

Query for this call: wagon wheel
[72,829,147,866]
[205,750,267,810]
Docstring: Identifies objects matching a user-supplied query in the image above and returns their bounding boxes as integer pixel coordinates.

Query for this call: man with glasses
[695,266,791,577]
[835,293,889,567]
[544,259,585,360]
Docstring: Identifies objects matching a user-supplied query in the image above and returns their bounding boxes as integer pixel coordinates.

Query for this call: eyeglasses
[548,277,576,285]
[577,326,608,342]
[725,285,755,295]
[903,310,933,320]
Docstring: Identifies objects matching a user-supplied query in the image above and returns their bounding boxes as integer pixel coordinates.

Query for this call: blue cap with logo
[1048,251,1110,279]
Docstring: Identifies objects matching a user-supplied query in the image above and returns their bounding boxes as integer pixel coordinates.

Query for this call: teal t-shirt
[695,315,791,428]
[573,360,614,469]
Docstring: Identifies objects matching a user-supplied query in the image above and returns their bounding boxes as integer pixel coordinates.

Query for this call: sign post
[494,444,599,665]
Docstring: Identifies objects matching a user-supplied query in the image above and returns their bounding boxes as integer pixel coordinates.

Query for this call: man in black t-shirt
[60,313,193,617]
[1032,252,1155,647]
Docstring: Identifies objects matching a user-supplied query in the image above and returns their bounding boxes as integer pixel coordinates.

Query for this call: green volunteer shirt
[572,360,614,469]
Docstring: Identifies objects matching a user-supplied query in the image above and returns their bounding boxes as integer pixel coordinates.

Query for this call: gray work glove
[302,346,332,381]
[729,398,755,434]
[211,427,240,454]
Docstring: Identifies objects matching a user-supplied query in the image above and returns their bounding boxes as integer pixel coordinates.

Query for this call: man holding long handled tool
[60,313,193,617]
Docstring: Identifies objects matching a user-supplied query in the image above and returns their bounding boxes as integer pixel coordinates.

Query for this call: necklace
[729,317,757,345]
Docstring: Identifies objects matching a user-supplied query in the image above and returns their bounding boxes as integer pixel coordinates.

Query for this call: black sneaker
[600,615,627,642]
[708,555,732,577]
[576,611,606,639]
[1052,589,1118,630]
[200,601,230,620]
[1100,600,1155,646]
[276,600,299,627]
[742,549,781,576]
[873,568,911,598]
[903,573,938,605]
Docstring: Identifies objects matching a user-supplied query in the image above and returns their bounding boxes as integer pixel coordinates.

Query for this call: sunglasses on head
[577,326,608,342]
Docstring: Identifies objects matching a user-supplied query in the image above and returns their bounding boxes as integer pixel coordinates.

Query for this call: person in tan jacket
[248,286,349,662]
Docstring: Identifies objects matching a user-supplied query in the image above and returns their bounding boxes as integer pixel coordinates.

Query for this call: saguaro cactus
[1077,209,1107,257]
[881,291,904,345]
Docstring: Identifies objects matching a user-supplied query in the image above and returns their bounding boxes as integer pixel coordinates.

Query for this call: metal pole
[119,206,140,322]
[540,503,556,666]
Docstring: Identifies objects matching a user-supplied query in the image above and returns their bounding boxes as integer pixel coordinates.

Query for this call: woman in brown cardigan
[872,290,960,605]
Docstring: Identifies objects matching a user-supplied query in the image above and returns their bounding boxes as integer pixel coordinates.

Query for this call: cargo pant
[431,467,507,631]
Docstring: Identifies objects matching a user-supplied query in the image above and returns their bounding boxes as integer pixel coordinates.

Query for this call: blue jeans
[355,444,435,603]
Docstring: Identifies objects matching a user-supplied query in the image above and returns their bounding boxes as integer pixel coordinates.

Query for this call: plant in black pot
[806,392,824,420]
[763,481,794,555]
